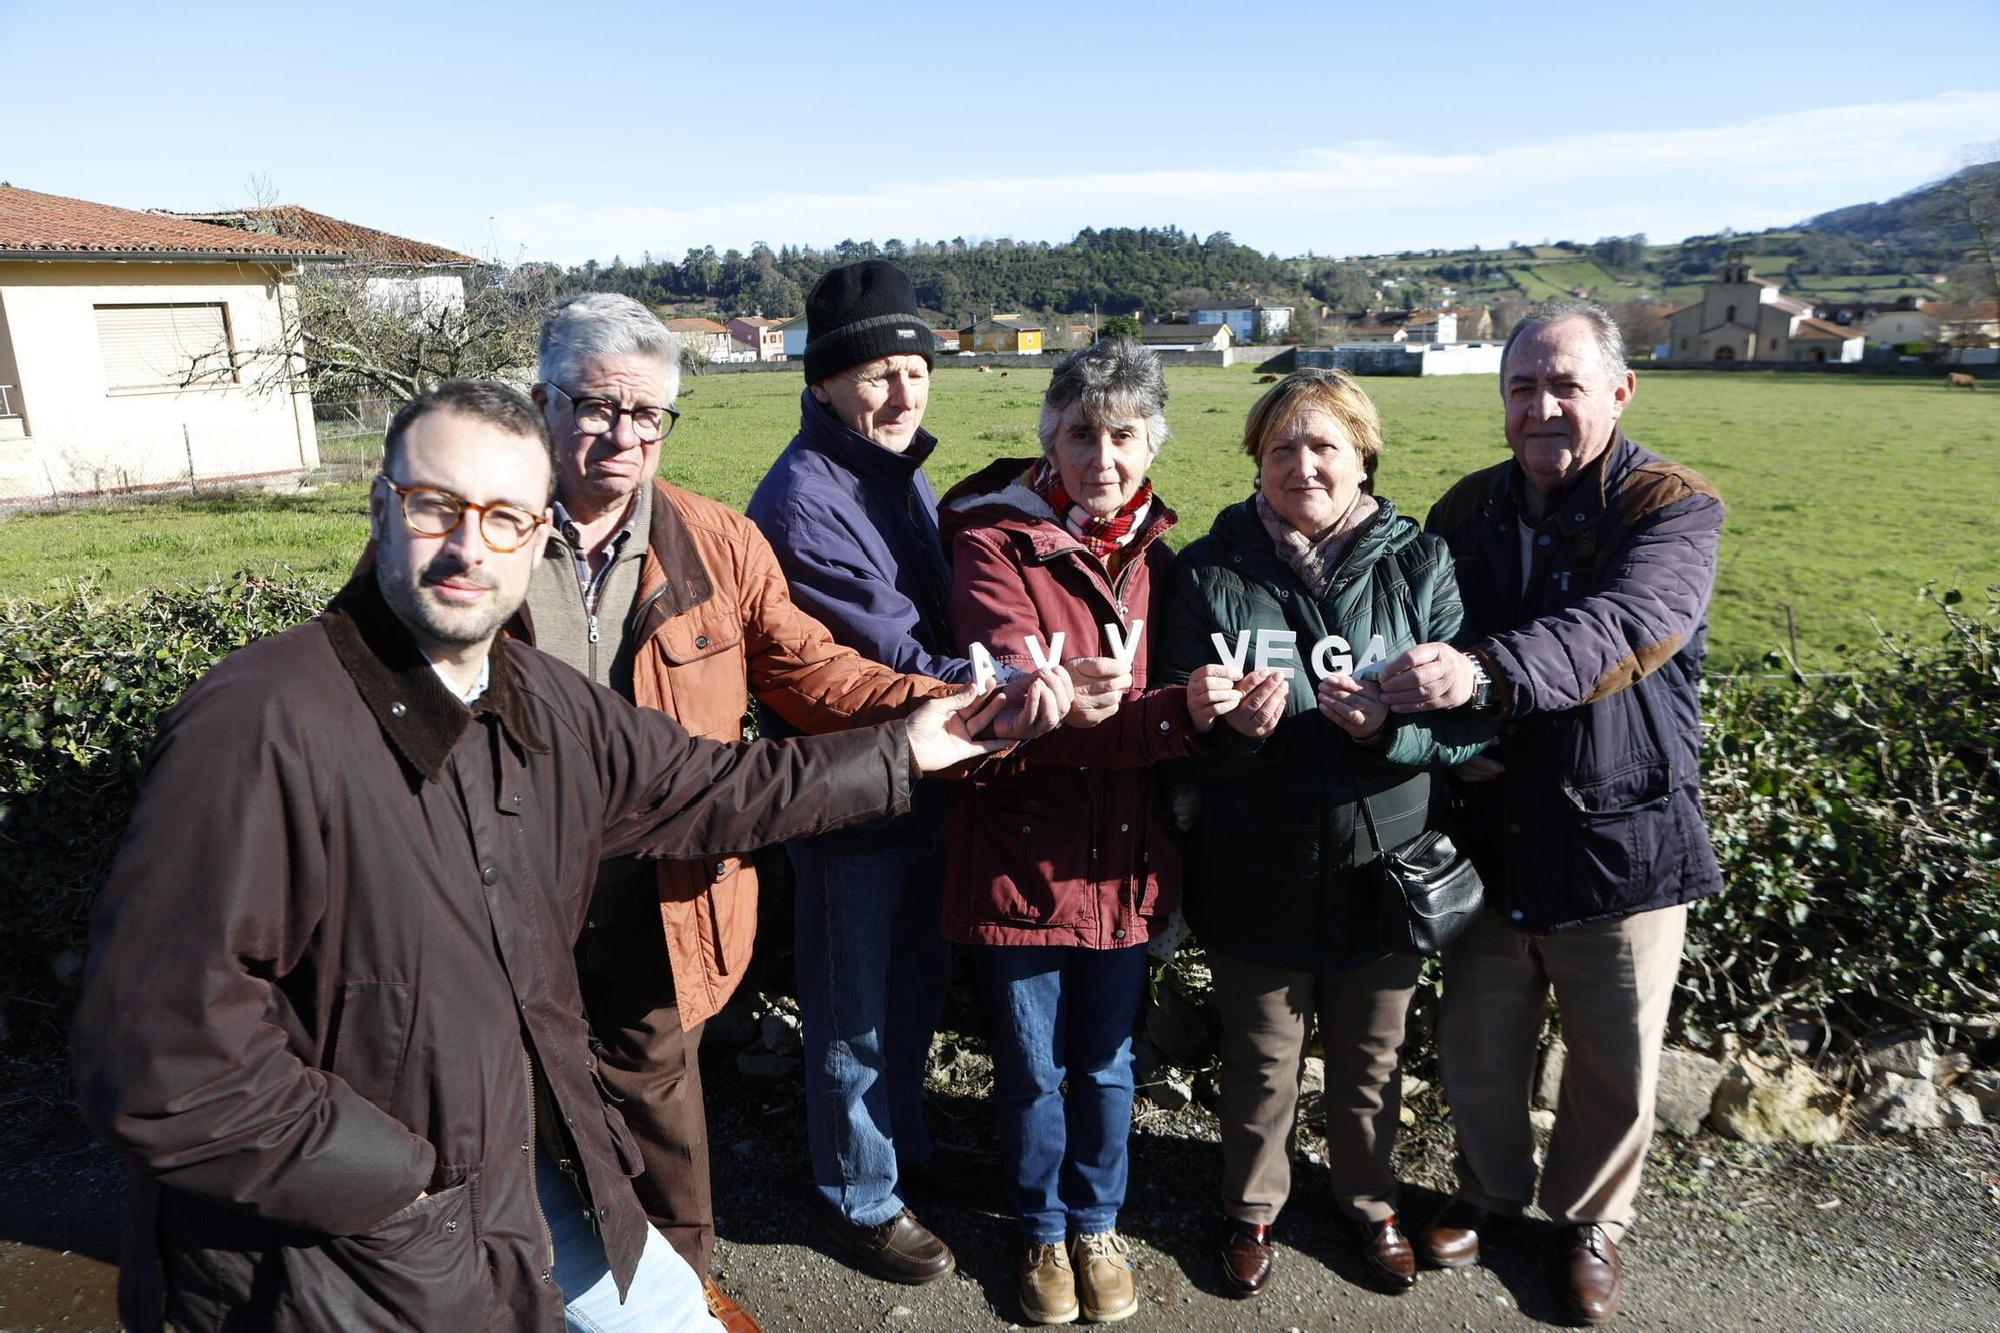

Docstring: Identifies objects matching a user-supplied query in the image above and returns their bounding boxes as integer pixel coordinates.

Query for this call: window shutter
[94,304,235,390]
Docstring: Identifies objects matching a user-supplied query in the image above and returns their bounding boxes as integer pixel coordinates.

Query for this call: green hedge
[2,576,1995,1058]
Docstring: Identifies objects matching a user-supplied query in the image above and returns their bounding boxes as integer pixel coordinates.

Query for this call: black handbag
[1357,795,1484,957]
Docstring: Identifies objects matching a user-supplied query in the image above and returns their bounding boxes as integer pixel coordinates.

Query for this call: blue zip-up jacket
[1427,432,1725,932]
[748,390,975,850]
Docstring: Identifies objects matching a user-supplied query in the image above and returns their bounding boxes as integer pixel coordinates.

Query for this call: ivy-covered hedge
[2,576,1995,1060]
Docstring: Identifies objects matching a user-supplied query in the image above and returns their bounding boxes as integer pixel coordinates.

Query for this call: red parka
[937,458,1202,949]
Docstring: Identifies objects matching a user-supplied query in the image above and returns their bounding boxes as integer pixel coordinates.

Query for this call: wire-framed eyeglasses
[377,475,548,553]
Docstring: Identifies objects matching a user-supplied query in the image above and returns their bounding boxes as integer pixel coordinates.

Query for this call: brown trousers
[576,894,715,1276]
[1209,950,1424,1227]
[1437,903,1687,1241]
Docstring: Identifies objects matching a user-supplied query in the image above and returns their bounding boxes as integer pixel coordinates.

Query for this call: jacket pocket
[171,1172,489,1333]
[973,789,1090,925]
[1560,758,1679,910]
[327,980,414,1114]
[657,603,743,665]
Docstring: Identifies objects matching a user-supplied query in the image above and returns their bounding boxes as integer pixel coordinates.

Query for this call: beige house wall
[0,259,316,501]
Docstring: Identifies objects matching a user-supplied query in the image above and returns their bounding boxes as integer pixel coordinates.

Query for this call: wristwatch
[1465,651,1498,714]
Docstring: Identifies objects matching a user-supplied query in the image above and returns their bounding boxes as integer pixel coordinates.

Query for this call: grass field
[2,365,1995,670]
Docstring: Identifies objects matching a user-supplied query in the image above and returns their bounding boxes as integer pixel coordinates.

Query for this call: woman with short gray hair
[934,337,1239,1324]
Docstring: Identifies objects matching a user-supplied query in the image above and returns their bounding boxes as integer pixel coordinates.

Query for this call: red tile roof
[165,205,477,267]
[0,186,341,260]
[663,317,729,334]
[1791,317,1861,340]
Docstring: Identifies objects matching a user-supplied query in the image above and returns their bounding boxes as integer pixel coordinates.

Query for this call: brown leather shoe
[1216,1218,1274,1297]
[701,1277,763,1333]
[1018,1241,1080,1325]
[1069,1229,1138,1323]
[1354,1214,1416,1294]
[822,1206,956,1285]
[1558,1223,1621,1323]
[1420,1198,1488,1269]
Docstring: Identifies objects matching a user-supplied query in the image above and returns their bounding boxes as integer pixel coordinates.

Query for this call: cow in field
[1258,373,1278,383]
[1947,372,1978,390]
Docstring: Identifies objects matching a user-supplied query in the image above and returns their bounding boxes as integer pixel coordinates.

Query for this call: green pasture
[2,365,1995,670]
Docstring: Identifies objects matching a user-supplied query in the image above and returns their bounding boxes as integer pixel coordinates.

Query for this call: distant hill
[546,165,1995,332]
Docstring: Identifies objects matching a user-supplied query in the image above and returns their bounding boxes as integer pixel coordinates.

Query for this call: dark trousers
[576,899,715,1277]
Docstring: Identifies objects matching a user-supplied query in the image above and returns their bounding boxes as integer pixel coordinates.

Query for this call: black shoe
[822,1206,956,1285]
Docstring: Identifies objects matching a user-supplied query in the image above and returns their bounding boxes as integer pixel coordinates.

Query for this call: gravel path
[5,1047,1998,1332]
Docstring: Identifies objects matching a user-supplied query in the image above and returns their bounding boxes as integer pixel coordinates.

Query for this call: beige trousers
[1209,950,1424,1226]
[1437,903,1688,1241]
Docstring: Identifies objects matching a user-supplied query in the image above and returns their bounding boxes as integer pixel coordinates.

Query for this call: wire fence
[0,398,387,511]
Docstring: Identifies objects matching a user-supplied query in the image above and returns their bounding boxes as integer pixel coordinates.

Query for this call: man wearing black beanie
[747,260,983,1285]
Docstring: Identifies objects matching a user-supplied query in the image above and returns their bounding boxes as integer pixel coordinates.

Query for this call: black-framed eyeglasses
[545,382,679,441]
[377,475,548,553]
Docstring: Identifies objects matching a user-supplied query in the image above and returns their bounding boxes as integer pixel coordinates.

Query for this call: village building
[661,315,744,363]
[164,205,477,316]
[962,314,1044,354]
[0,185,336,503]
[931,327,962,353]
[1136,322,1234,352]
[1192,298,1292,342]
[777,312,811,360]
[726,314,787,362]
[1664,257,1864,363]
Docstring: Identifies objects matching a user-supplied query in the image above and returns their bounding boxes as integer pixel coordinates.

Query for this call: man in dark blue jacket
[745,260,982,1285]
[1377,299,1724,1324]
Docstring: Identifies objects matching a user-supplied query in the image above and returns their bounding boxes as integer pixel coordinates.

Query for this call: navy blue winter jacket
[1427,433,1725,932]
[747,390,974,850]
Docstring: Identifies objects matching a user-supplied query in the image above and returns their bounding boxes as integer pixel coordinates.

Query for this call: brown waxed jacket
[71,571,914,1332]
[516,480,952,1028]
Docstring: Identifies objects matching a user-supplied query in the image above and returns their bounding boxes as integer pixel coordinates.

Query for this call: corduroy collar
[321,567,548,784]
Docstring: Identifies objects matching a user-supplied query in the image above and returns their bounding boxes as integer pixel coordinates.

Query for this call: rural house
[1192,298,1293,343]
[726,314,787,361]
[777,312,811,359]
[1136,323,1233,352]
[661,316,743,363]
[0,185,334,503]
[1664,257,1864,363]
[165,205,478,315]
[963,315,1044,354]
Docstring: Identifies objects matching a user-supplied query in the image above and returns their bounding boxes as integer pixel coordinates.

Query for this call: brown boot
[1420,1198,1489,1269]
[701,1277,762,1333]
[1216,1218,1273,1297]
[1353,1214,1416,1294]
[1069,1229,1138,1323]
[1558,1223,1622,1323]
[1018,1241,1079,1325]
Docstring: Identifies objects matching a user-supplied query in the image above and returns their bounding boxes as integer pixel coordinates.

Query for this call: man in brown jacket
[522,295,1066,1330]
[71,380,1016,1333]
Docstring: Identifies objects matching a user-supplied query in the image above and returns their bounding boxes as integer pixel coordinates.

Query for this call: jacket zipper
[587,612,599,682]
[523,1047,555,1283]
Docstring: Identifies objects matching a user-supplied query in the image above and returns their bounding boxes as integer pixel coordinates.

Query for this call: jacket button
[1510,909,1525,922]
[1158,720,1172,733]
[714,862,729,879]
[389,702,407,717]
[1114,929,1126,940]
[1537,533,1552,547]
[512,793,523,805]
[1573,512,1587,523]
[598,1205,610,1219]
[1119,822,1129,832]
[1021,825,1031,835]
[481,865,498,885]
[695,635,709,649]
[444,1219,458,1233]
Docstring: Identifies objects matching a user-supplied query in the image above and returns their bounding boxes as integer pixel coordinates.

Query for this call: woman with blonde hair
[1158,368,1490,1298]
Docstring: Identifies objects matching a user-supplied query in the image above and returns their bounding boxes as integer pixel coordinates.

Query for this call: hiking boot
[1069,1229,1138,1323]
[1018,1241,1079,1325]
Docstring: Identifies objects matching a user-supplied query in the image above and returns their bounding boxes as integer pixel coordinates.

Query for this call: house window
[1769,338,1777,351]
[94,303,237,391]
[1725,304,1736,323]
[1680,338,1688,350]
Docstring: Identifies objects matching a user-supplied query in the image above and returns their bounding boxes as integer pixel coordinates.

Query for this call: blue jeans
[790,831,951,1226]
[977,943,1150,1244]
[537,1153,721,1333]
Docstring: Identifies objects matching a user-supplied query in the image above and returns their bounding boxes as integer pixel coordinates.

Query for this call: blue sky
[8,1,1998,266]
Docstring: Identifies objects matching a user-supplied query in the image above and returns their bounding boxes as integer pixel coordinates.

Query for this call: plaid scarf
[1029,459,1154,560]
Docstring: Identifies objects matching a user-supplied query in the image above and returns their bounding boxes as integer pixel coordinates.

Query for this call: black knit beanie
[803,259,934,384]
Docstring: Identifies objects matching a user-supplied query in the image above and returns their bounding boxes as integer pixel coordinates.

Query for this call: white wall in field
[0,260,317,501]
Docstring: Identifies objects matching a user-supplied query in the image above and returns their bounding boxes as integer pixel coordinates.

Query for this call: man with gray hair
[1378,298,1724,1323]
[519,293,1070,1331]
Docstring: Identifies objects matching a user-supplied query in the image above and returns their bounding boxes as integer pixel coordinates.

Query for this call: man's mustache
[421,558,498,591]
